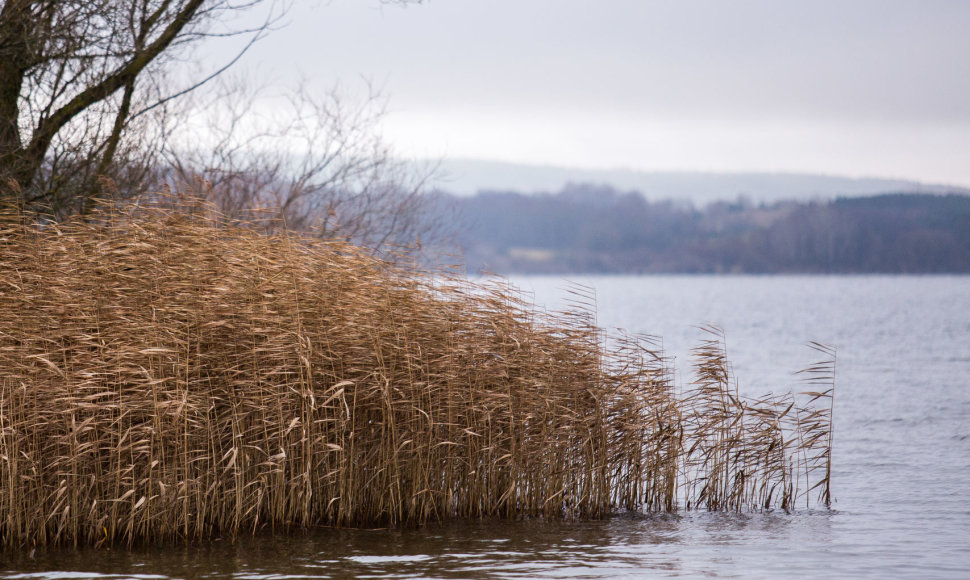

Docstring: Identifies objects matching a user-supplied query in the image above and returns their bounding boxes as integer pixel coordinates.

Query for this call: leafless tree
[0,1,444,257]
[0,0,294,215]
[160,76,453,256]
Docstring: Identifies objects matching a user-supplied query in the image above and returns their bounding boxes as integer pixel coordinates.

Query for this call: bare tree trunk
[81,78,137,214]
[0,0,33,191]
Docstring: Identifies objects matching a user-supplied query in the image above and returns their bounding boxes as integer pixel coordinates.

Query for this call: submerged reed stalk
[0,200,834,549]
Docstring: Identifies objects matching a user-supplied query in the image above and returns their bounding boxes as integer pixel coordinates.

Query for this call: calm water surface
[2,275,968,579]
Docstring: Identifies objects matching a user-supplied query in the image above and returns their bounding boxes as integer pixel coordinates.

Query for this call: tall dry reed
[0,199,834,549]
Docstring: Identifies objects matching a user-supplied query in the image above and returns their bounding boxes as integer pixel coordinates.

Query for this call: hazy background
[202,0,970,191]
[193,1,970,274]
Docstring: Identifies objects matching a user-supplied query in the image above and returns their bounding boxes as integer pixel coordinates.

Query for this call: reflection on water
[2,513,837,579]
[3,275,969,578]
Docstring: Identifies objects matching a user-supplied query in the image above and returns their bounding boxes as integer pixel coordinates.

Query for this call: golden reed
[0,199,833,548]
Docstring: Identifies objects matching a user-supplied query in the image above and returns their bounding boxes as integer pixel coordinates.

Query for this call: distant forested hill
[435,159,970,202]
[450,184,970,273]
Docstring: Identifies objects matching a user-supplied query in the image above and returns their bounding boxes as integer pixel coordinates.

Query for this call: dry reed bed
[0,202,834,549]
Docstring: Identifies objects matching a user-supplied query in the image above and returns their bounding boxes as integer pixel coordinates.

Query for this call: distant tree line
[451,184,970,273]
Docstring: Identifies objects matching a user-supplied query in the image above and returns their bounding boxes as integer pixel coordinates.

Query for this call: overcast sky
[202,0,970,187]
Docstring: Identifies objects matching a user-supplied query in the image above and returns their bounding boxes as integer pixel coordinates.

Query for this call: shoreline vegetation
[454,185,970,274]
[0,198,833,549]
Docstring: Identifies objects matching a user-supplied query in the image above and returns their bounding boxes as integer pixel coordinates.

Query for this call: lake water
[2,275,968,579]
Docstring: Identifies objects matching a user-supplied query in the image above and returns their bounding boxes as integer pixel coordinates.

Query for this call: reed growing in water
[0,200,834,549]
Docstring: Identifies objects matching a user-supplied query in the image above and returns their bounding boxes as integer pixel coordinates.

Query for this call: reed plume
[0,199,834,548]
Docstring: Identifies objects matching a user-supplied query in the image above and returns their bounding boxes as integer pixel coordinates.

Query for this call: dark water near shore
[3,275,968,579]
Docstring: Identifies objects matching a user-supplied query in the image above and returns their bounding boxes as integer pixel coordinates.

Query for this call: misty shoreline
[447,185,970,275]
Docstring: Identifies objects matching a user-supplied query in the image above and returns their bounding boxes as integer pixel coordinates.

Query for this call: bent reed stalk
[0,199,834,549]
